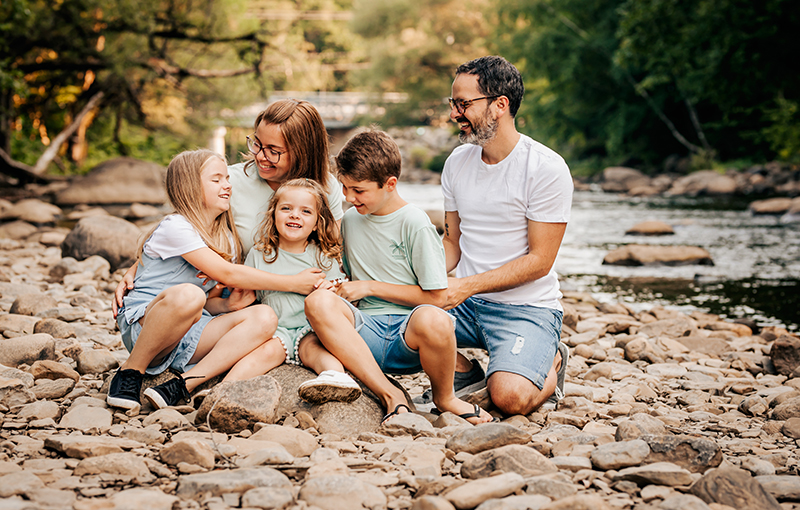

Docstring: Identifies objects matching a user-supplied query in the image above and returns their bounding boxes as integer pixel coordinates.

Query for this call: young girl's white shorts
[116,308,215,375]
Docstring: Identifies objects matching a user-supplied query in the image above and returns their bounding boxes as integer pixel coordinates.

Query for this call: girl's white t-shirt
[143,215,207,259]
[441,134,573,309]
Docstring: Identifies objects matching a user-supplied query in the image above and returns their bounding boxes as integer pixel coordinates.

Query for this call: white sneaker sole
[106,395,141,410]
[143,388,169,409]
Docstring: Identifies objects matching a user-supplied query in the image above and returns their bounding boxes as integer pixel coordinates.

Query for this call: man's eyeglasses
[448,95,500,114]
[246,135,287,164]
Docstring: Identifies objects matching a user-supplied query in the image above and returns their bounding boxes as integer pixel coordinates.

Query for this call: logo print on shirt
[390,240,407,260]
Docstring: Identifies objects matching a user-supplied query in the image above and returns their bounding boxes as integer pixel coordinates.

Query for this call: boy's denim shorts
[449,297,563,390]
[340,298,453,375]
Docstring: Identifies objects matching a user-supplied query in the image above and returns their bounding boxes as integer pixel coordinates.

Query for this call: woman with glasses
[113,99,343,322]
[231,99,344,254]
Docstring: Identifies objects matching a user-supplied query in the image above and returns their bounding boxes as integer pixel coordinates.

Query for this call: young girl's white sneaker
[298,370,361,404]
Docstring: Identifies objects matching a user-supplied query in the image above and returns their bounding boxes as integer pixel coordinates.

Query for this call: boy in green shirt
[302,130,492,423]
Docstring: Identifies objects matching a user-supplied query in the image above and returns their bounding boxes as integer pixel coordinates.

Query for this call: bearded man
[415,55,574,416]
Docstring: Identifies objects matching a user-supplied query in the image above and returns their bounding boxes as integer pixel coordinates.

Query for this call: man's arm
[444,219,567,309]
[443,211,462,273]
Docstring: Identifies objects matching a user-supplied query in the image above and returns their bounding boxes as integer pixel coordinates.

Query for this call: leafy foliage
[0,0,362,176]
[490,0,800,169]
[349,0,491,125]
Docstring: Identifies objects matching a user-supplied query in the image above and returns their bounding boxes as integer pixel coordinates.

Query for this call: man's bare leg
[486,350,562,415]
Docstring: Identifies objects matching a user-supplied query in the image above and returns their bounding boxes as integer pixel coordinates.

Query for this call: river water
[397,182,800,332]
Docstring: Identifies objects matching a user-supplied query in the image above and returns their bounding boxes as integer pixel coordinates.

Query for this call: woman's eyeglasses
[246,135,287,164]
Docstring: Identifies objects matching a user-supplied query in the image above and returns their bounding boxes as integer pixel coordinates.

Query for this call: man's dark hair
[456,56,524,117]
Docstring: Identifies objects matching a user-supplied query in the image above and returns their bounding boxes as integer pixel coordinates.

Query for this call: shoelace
[164,375,205,400]
[118,372,142,394]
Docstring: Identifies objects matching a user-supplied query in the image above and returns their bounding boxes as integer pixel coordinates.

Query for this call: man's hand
[335,280,371,302]
[444,277,473,310]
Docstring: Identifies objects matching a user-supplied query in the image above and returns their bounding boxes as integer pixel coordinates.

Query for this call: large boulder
[666,170,737,196]
[750,197,794,215]
[55,157,167,205]
[601,167,651,193]
[195,375,282,434]
[603,244,714,266]
[0,334,57,367]
[60,215,141,271]
[625,221,674,236]
[770,334,800,376]
[268,364,387,436]
[0,199,62,224]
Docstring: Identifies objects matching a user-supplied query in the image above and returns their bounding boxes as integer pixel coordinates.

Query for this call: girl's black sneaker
[144,376,191,409]
[106,369,144,410]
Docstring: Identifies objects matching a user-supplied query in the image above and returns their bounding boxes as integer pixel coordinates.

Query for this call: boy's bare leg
[404,307,492,424]
[297,333,346,374]
[305,290,408,414]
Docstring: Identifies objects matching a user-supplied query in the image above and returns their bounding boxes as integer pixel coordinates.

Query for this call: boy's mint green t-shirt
[244,244,346,329]
[341,204,447,316]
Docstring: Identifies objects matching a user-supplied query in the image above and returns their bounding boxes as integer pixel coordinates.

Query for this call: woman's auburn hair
[244,99,331,185]
[139,149,243,264]
[253,178,341,270]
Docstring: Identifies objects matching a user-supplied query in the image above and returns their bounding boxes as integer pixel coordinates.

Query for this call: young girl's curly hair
[253,178,341,270]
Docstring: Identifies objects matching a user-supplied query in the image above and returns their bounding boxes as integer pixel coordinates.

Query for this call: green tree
[491,0,800,170]
[349,0,490,125]
[0,0,361,182]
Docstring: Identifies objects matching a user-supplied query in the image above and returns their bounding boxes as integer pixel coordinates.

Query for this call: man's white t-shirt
[228,162,345,254]
[441,134,573,310]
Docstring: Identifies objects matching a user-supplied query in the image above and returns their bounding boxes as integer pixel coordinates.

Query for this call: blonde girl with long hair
[108,150,326,411]
[244,178,361,403]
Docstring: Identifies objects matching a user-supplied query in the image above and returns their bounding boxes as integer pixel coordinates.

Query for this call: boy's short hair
[335,129,401,187]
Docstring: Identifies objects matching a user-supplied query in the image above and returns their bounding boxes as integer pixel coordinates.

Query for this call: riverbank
[2,230,800,509]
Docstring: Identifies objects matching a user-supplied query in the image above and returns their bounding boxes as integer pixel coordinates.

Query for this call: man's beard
[458,109,498,146]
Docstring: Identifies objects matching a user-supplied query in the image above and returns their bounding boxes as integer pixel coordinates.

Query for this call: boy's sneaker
[144,376,191,409]
[541,342,569,411]
[106,369,144,410]
[298,370,362,404]
[412,359,486,412]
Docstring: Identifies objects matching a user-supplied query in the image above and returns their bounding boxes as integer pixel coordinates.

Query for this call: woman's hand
[226,288,256,312]
[112,265,137,318]
[335,280,372,302]
[294,268,326,295]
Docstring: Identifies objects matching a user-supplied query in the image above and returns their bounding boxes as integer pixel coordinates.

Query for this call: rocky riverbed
[2,208,800,510]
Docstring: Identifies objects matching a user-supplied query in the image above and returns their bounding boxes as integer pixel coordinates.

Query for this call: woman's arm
[112,262,138,318]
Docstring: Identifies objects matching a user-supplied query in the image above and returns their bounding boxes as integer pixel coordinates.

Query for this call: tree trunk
[0,91,104,184]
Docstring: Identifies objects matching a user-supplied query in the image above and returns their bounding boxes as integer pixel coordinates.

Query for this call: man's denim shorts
[448,296,563,389]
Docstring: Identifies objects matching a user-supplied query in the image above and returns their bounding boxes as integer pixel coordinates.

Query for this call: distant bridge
[213,91,407,154]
